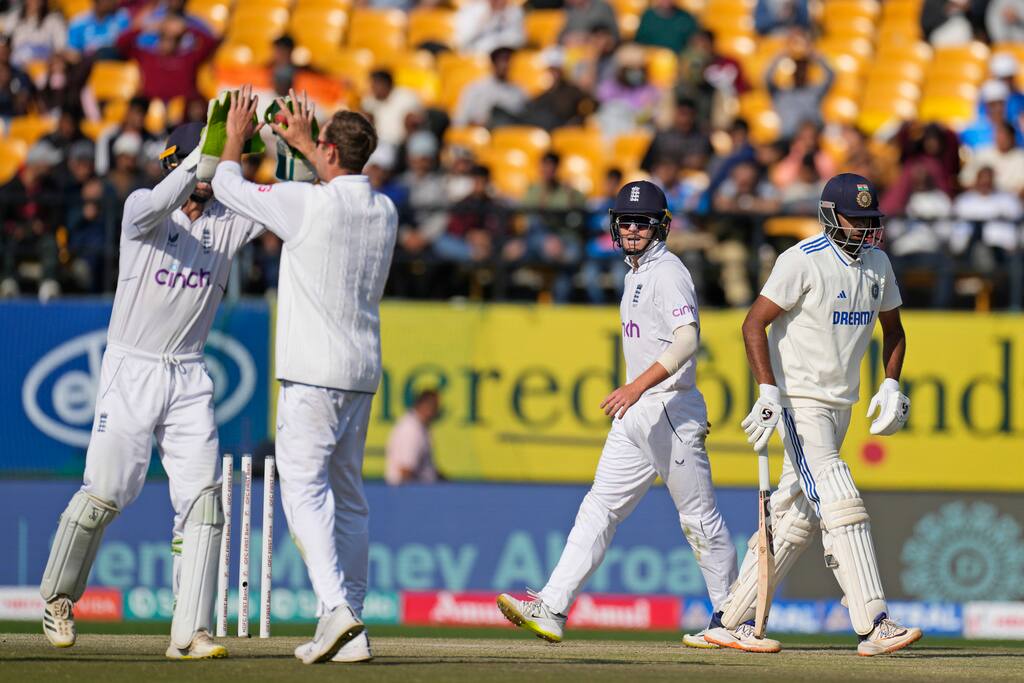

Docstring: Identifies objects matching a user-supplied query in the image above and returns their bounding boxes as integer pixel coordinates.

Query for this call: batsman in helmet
[497,181,738,648]
[705,173,922,655]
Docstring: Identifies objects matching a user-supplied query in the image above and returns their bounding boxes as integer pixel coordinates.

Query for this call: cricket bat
[753,447,776,638]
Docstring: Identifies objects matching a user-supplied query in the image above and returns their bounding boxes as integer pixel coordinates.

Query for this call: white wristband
[759,383,781,403]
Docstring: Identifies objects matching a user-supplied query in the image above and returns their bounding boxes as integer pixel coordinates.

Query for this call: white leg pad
[720,494,815,629]
[40,491,119,602]
[171,485,223,648]
[819,461,886,635]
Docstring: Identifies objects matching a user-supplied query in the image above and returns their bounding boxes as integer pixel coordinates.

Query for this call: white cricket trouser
[539,389,738,615]
[81,344,220,539]
[275,381,371,615]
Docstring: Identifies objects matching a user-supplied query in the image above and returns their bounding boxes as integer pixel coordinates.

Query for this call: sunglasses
[615,215,661,227]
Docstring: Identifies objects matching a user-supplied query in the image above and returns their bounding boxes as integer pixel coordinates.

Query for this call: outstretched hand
[225,84,262,144]
[269,88,317,157]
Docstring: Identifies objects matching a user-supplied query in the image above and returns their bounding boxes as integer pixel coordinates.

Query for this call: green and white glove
[264,98,319,182]
[196,91,266,182]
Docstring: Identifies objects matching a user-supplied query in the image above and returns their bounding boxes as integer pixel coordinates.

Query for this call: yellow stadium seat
[557,152,602,196]
[215,43,258,69]
[509,51,552,97]
[6,115,57,146]
[490,166,532,200]
[861,77,921,104]
[551,126,605,168]
[58,0,90,20]
[490,126,551,162]
[612,130,653,170]
[881,0,923,23]
[290,7,348,57]
[922,80,978,101]
[714,33,756,60]
[524,10,565,49]
[857,98,917,134]
[875,41,932,66]
[610,0,647,16]
[817,36,872,63]
[680,0,706,13]
[408,8,456,49]
[764,216,820,240]
[319,48,375,94]
[738,89,772,119]
[821,94,858,125]
[748,109,780,144]
[437,53,491,112]
[102,99,128,124]
[869,59,925,84]
[87,61,141,102]
[443,125,491,156]
[822,0,880,24]
[347,8,407,60]
[166,96,186,128]
[824,15,876,40]
[80,120,114,141]
[0,138,27,183]
[918,95,976,129]
[214,65,272,91]
[702,3,754,35]
[645,48,678,89]
[391,51,441,106]
[925,60,986,86]
[877,19,922,43]
[144,99,167,136]
[932,42,991,68]
[233,0,291,9]
[478,147,535,198]
[294,71,348,109]
[185,0,229,36]
[227,7,290,46]
[295,0,353,10]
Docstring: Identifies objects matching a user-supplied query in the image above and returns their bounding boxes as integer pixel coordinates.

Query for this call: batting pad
[171,485,224,649]
[819,461,886,635]
[720,494,815,629]
[40,491,119,602]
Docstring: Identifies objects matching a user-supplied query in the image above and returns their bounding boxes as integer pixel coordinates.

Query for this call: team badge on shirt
[871,283,879,299]
[167,232,179,247]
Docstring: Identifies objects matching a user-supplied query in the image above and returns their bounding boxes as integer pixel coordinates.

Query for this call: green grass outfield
[3,621,1022,682]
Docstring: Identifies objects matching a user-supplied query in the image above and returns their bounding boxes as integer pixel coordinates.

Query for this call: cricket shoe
[682,611,725,649]
[165,630,228,659]
[295,631,374,663]
[704,621,781,653]
[496,590,567,643]
[857,614,922,656]
[299,603,365,664]
[42,597,76,648]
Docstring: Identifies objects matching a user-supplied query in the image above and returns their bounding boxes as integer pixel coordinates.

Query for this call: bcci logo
[871,283,879,299]
[856,183,872,208]
[900,501,1024,601]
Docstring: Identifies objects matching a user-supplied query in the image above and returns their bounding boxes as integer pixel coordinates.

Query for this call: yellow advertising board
[346,304,1024,491]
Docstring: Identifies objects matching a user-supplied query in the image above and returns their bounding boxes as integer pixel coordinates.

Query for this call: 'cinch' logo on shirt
[672,305,696,317]
[155,268,212,289]
[622,320,640,338]
[833,310,873,326]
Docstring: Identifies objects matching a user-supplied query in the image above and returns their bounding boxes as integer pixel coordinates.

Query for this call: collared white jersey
[620,242,700,393]
[107,162,262,355]
[760,232,902,408]
[212,162,398,393]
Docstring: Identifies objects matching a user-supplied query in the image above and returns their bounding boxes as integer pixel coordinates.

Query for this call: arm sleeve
[211,161,309,242]
[760,249,809,310]
[121,147,201,239]
[879,252,903,312]
[656,322,699,375]
[654,265,700,332]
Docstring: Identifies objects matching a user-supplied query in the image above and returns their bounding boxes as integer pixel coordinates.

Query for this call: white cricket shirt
[212,162,398,393]
[107,160,262,355]
[760,232,902,408]
[620,242,700,393]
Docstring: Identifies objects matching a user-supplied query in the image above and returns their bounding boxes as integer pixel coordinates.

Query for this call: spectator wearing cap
[764,27,833,140]
[396,131,448,262]
[988,53,1024,145]
[96,97,161,175]
[455,0,525,56]
[754,0,810,36]
[362,69,423,147]
[986,0,1024,43]
[559,0,619,46]
[596,43,662,135]
[0,0,66,69]
[522,48,594,130]
[115,7,218,101]
[107,132,146,204]
[961,80,1016,150]
[635,0,698,53]
[66,0,130,59]
[961,120,1024,196]
[0,140,63,301]
[641,97,712,173]
[453,46,526,127]
[920,0,973,46]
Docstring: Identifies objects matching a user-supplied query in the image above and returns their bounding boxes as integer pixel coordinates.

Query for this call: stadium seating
[523,10,565,49]
[185,0,230,36]
[86,61,141,103]
[6,116,57,147]
[437,53,491,112]
[347,8,408,62]
[408,8,457,50]
[0,138,28,184]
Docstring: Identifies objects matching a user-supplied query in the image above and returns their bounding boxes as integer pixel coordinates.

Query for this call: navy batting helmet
[159,122,204,174]
[819,173,884,257]
[608,180,672,256]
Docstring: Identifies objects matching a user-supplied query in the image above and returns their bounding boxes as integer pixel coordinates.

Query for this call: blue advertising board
[0,299,269,475]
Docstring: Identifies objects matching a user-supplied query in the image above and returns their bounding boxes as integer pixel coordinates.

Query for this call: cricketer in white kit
[39,122,265,659]
[211,87,397,664]
[497,180,738,648]
[705,173,923,656]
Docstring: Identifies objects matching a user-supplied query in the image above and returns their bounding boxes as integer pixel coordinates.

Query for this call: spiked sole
[858,629,922,657]
[496,595,562,643]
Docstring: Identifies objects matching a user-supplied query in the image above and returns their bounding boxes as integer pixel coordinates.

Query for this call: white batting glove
[866,378,910,436]
[741,384,782,452]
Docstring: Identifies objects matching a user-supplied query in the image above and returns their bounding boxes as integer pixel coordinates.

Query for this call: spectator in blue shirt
[754,0,809,35]
[67,0,130,59]
[134,0,212,50]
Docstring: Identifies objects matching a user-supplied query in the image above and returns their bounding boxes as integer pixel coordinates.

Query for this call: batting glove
[741,384,782,452]
[866,378,910,436]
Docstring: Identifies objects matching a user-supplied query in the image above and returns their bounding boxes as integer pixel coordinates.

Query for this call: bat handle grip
[758,448,771,491]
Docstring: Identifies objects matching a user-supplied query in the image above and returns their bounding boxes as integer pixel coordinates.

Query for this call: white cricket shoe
[682,629,721,649]
[42,597,76,648]
[857,615,922,656]
[704,622,782,653]
[165,630,228,659]
[299,603,365,664]
[295,631,374,663]
[496,591,567,643]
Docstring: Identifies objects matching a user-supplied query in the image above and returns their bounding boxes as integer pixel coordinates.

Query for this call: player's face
[190,181,213,204]
[617,215,658,254]
[837,213,881,249]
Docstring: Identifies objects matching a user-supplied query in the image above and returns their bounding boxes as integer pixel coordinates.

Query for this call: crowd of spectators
[2,0,1024,309]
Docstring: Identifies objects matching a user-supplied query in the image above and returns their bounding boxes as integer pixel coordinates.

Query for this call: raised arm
[121,147,200,239]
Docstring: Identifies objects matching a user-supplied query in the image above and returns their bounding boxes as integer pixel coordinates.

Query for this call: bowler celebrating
[705,173,922,655]
[39,122,264,659]
[212,87,397,664]
[497,181,737,648]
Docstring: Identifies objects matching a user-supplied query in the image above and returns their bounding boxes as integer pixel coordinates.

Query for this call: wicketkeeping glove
[866,378,910,435]
[264,98,319,182]
[196,91,266,181]
[741,384,782,452]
